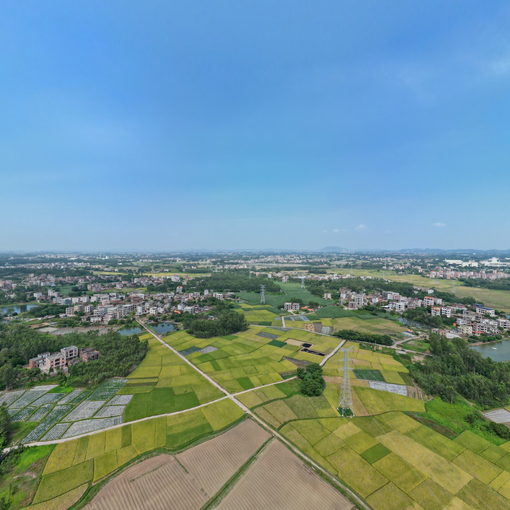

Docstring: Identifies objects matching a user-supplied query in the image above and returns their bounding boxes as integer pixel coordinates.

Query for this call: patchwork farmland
[162,326,338,393]
[86,420,270,510]
[14,323,510,510]
[29,399,245,508]
[120,333,224,421]
[215,439,354,510]
[243,338,510,510]
[0,379,131,444]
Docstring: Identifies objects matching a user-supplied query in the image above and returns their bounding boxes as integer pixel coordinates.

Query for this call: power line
[339,348,353,416]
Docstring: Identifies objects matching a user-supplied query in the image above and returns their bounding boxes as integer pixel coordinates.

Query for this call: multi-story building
[475,305,496,317]
[29,345,97,374]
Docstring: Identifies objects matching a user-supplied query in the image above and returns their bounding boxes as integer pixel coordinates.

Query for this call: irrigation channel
[8,321,369,510]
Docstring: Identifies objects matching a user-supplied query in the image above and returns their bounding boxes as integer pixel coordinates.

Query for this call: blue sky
[1,1,510,251]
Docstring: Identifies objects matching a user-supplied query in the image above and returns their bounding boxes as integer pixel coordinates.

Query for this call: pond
[117,322,175,336]
[118,326,143,336]
[470,341,510,362]
[0,303,38,316]
[148,322,176,335]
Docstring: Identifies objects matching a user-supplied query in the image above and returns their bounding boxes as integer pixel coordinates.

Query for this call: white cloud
[354,224,367,231]
[432,222,447,228]
[332,228,340,233]
[489,57,510,76]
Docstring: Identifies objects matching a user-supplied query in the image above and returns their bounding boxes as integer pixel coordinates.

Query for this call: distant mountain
[320,246,348,253]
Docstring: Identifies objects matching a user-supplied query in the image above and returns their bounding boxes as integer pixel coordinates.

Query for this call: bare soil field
[215,440,354,510]
[85,455,207,510]
[176,418,270,495]
[85,420,270,510]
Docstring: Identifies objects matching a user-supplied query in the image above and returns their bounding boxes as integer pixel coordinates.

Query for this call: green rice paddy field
[18,323,510,510]
[238,281,328,309]
[162,326,339,393]
[120,333,224,421]
[242,340,510,510]
[235,303,279,324]
[284,316,407,338]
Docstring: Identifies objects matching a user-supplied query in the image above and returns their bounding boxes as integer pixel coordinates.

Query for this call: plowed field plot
[23,404,74,443]
[108,395,132,406]
[368,381,408,396]
[32,392,66,406]
[85,419,270,510]
[63,417,121,438]
[89,379,126,401]
[30,404,53,422]
[9,389,49,409]
[484,409,510,425]
[95,406,124,418]
[58,389,84,404]
[0,389,24,406]
[12,406,36,421]
[2,380,133,443]
[85,455,207,510]
[216,440,353,510]
[176,419,270,494]
[41,423,70,441]
[63,401,106,421]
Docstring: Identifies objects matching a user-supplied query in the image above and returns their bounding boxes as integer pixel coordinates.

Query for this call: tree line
[184,308,248,338]
[0,324,148,390]
[461,278,510,291]
[411,334,510,408]
[334,329,394,346]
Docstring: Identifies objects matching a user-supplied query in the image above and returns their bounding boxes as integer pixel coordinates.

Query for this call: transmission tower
[300,276,305,289]
[339,348,353,416]
[260,284,266,305]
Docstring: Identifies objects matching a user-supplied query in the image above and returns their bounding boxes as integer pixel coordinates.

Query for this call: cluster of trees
[465,409,510,440]
[334,329,394,346]
[191,272,281,294]
[403,307,456,328]
[66,332,148,386]
[0,405,11,450]
[147,272,282,295]
[297,363,325,396]
[461,278,510,291]
[184,309,248,338]
[411,335,510,407]
[23,304,66,317]
[0,324,148,390]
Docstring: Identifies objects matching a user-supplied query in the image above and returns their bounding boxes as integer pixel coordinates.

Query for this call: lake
[470,341,510,362]
[0,303,38,316]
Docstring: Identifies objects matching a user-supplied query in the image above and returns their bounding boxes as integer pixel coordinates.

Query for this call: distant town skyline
[2,1,510,251]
